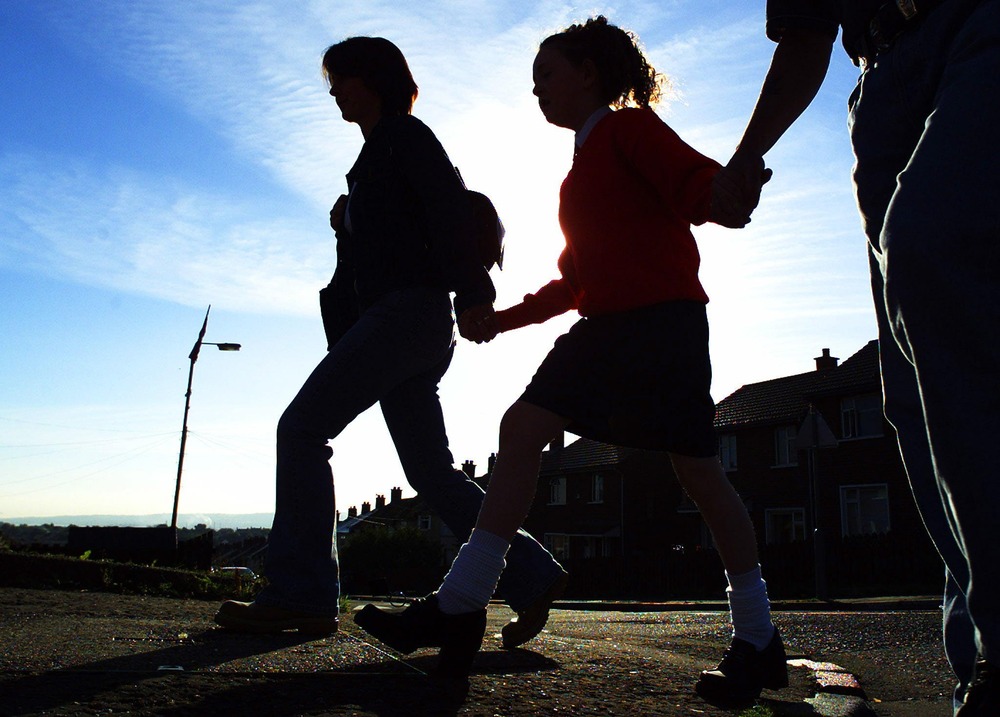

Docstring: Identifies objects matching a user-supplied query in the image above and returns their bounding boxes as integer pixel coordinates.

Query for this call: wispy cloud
[1,2,590,313]
[1,153,331,314]
[1,1,881,520]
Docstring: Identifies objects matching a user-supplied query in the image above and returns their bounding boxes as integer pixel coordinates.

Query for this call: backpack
[455,167,505,271]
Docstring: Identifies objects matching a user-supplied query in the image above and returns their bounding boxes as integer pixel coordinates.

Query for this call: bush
[338,526,443,595]
[0,550,243,600]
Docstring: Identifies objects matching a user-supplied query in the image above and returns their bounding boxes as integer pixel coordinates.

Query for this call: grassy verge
[0,550,257,600]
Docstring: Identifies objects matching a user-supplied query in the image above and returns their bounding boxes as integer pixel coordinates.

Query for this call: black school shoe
[695,628,789,706]
[501,570,569,649]
[354,594,487,677]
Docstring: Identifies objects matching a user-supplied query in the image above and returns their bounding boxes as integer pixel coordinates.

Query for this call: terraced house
[521,341,941,599]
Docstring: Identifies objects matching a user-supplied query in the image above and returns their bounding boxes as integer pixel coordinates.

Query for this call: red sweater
[497,108,719,332]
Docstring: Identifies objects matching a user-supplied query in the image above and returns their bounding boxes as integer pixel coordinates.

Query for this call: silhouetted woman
[214,36,566,643]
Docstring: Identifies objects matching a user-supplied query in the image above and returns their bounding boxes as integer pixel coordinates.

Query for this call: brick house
[338,486,453,555]
[521,340,942,598]
[338,462,518,595]
[337,461,491,571]
[714,340,928,548]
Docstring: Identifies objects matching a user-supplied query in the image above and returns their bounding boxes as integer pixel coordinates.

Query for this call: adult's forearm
[735,29,835,159]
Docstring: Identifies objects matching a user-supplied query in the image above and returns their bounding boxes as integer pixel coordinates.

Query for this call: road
[0,588,954,716]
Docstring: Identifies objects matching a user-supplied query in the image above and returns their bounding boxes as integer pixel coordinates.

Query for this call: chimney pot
[814,348,839,371]
[391,486,403,503]
[375,494,385,509]
[361,501,371,514]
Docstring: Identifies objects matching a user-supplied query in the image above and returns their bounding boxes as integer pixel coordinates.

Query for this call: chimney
[361,501,371,514]
[375,494,385,510]
[487,452,497,475]
[348,506,358,518]
[815,348,839,371]
[548,431,565,451]
[461,460,476,479]
[391,486,403,503]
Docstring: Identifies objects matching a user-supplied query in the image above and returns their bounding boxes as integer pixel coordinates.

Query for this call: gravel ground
[0,588,953,716]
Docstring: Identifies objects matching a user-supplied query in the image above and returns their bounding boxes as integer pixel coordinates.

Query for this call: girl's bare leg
[669,453,759,574]
[431,401,568,615]
[475,401,571,540]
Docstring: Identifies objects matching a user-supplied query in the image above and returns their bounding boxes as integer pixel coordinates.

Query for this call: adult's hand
[458,304,498,344]
[330,194,348,233]
[712,27,834,228]
[710,154,772,228]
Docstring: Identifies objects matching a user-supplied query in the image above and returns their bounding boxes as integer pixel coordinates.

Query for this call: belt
[855,0,946,68]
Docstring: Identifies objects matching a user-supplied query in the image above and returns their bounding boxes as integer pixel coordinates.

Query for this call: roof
[714,340,881,429]
[337,493,443,533]
[539,437,638,476]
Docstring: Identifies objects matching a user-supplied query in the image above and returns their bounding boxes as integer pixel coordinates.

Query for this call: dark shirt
[336,114,495,317]
[766,0,885,59]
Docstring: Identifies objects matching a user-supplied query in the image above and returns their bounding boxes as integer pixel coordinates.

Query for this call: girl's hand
[710,156,772,228]
[330,194,348,232]
[458,304,498,343]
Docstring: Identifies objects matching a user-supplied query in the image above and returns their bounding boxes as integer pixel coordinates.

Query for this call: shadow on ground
[0,627,559,717]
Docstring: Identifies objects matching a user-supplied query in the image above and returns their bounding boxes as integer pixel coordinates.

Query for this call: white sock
[726,565,775,650]
[436,529,509,615]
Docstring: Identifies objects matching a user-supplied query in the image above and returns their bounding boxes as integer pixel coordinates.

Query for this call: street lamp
[796,403,837,599]
[171,305,240,529]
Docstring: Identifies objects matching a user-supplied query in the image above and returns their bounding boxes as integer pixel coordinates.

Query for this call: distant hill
[1,513,274,530]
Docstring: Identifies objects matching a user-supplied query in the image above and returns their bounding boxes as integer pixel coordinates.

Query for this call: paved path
[0,589,954,716]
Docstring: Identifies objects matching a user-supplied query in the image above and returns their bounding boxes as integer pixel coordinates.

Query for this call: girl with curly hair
[356,17,781,705]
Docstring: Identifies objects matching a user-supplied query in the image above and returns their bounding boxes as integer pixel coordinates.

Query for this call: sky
[0,1,874,527]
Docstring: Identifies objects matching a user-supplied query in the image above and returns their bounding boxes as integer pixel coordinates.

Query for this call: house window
[765,508,806,544]
[549,477,567,505]
[590,474,605,503]
[719,434,737,471]
[582,536,612,559]
[841,484,890,536]
[417,514,432,531]
[545,533,570,561]
[774,425,798,466]
[841,394,884,439]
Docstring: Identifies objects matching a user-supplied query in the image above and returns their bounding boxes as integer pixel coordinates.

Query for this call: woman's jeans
[848,0,1000,705]
[256,286,564,616]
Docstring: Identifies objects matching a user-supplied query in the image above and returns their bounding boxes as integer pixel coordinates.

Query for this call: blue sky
[0,1,873,525]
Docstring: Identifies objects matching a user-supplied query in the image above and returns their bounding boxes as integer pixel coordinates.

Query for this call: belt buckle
[896,0,918,19]
[869,15,891,53]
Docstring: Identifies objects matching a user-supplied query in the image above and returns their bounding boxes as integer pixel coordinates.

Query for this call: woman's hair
[321,36,418,116]
[540,16,663,109]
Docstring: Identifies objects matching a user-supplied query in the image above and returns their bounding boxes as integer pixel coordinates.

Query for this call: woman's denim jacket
[321,114,496,347]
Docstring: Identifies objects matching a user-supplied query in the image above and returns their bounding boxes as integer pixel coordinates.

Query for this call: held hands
[457,304,499,344]
[710,153,773,228]
[330,194,348,233]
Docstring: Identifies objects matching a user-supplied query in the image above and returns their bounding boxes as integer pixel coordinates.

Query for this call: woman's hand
[330,194,348,232]
[458,304,499,343]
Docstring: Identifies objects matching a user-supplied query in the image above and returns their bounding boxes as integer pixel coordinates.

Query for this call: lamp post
[171,305,240,529]
[796,403,838,599]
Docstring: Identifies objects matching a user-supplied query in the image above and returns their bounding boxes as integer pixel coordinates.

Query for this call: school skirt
[520,300,717,457]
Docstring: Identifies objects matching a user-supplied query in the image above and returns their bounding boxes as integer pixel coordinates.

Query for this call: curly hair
[322,37,418,116]
[540,16,663,109]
